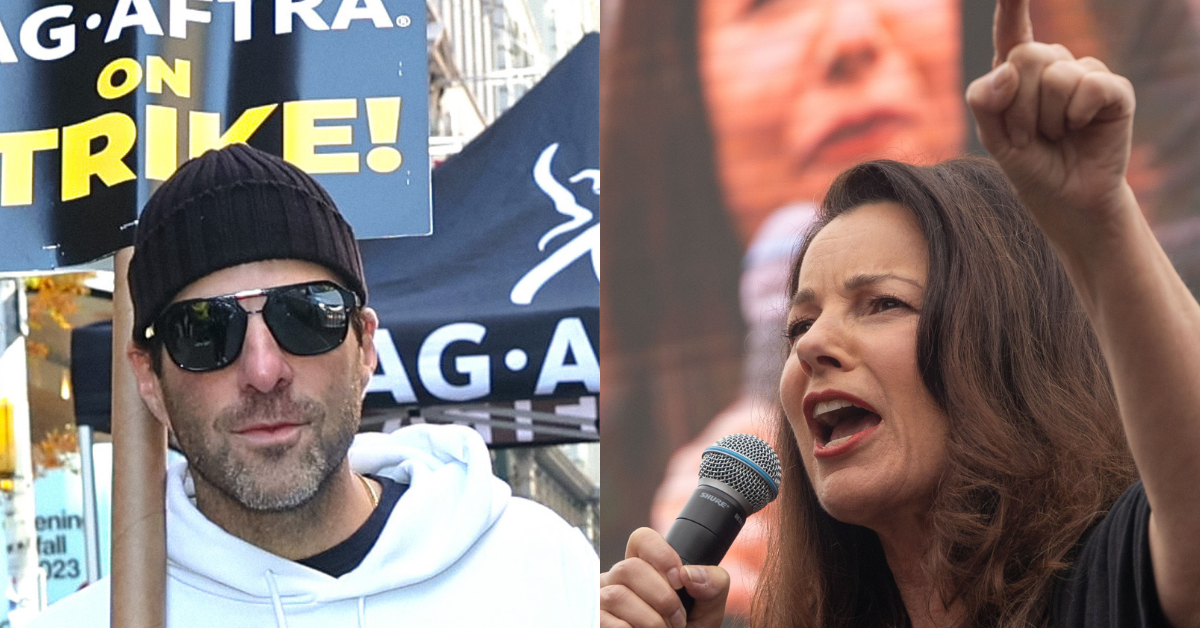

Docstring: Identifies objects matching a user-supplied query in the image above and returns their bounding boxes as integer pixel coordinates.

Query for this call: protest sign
[0,0,430,271]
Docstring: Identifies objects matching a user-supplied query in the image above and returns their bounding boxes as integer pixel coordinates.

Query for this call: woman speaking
[600,1,1200,626]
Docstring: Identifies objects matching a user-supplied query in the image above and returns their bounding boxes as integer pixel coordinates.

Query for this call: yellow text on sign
[0,100,405,206]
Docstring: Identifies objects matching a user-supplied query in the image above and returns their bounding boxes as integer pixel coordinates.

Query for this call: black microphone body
[665,482,747,567]
[663,434,781,616]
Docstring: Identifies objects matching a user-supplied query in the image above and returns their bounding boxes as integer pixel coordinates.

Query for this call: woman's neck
[873,511,964,628]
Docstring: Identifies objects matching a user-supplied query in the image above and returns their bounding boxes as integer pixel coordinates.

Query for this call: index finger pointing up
[993,0,1034,68]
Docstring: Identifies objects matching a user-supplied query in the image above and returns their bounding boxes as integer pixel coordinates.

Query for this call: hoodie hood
[165,424,510,603]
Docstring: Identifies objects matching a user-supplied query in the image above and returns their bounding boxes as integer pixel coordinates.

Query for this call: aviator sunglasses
[145,281,360,372]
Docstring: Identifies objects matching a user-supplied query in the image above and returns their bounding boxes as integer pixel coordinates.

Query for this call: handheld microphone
[665,433,781,614]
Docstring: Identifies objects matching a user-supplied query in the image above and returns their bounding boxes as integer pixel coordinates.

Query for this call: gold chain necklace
[357,474,379,509]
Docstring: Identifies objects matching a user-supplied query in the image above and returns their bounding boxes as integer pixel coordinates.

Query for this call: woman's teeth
[814,399,856,417]
[826,434,853,448]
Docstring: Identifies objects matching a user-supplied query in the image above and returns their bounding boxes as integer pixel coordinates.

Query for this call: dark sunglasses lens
[161,299,246,371]
[263,283,353,356]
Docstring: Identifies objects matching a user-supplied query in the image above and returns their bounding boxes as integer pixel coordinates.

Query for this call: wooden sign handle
[109,247,166,627]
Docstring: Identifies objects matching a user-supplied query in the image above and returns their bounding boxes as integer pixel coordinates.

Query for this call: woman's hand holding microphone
[600,528,730,628]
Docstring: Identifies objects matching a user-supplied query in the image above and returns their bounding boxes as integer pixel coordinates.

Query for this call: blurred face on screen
[698,0,964,242]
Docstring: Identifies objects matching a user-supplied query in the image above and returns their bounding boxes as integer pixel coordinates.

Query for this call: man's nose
[237,314,293,393]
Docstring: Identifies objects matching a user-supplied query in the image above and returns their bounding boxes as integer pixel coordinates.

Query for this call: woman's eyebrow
[790,273,923,309]
[843,273,923,292]
[790,288,816,309]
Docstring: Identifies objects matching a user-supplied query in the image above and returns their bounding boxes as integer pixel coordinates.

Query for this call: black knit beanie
[128,143,367,345]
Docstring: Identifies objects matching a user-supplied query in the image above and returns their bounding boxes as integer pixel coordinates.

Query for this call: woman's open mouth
[805,395,882,458]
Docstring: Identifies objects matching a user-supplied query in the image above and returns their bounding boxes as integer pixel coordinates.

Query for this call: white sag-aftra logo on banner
[510,143,599,306]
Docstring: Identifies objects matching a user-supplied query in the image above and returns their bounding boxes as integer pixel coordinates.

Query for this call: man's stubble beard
[162,372,362,513]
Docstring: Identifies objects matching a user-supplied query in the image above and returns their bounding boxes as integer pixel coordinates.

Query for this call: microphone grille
[699,433,781,514]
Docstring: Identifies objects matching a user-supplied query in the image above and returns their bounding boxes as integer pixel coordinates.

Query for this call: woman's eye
[785,319,813,340]
[870,296,908,313]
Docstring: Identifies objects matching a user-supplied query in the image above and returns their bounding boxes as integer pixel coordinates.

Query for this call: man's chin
[239,487,322,512]
[227,472,325,512]
[188,449,331,512]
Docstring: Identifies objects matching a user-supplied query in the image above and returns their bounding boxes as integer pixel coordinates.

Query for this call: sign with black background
[0,0,429,271]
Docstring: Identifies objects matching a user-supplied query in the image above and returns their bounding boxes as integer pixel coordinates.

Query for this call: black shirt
[296,475,408,578]
[1049,481,1171,627]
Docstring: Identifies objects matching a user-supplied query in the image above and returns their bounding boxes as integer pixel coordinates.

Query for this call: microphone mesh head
[700,433,781,514]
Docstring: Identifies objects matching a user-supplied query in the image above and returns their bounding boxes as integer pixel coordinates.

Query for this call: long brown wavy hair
[751,158,1138,628]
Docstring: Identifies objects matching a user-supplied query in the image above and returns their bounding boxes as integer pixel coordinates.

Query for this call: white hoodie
[29,424,599,627]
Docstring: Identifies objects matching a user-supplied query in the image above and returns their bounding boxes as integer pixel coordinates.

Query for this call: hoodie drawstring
[264,569,367,627]
[265,570,290,628]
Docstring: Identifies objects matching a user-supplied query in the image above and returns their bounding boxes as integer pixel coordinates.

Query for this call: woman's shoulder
[1048,482,1169,627]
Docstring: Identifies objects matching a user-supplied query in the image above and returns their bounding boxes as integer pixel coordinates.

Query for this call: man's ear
[357,307,380,393]
[126,344,172,430]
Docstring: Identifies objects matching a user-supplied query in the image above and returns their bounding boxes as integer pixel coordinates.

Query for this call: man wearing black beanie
[31,144,599,627]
